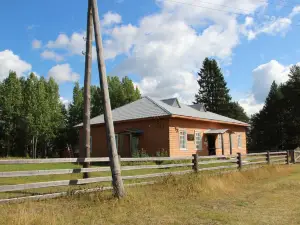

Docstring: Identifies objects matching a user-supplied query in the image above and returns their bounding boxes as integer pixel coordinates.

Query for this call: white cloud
[59,96,71,107]
[102,11,122,26]
[237,59,296,115]
[289,5,300,18]
[239,94,264,116]
[241,5,300,40]
[252,60,290,103]
[105,0,265,102]
[32,39,42,49]
[47,64,80,83]
[41,1,299,107]
[0,50,32,80]
[242,16,292,40]
[46,32,97,59]
[47,33,70,49]
[41,50,64,62]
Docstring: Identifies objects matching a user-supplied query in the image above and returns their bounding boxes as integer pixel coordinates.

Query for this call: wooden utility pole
[83,0,93,179]
[91,0,125,197]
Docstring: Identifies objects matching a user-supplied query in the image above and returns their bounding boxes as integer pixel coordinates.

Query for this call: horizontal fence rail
[0,157,110,165]
[0,149,296,203]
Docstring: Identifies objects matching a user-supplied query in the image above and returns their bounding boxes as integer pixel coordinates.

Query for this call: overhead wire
[161,0,300,26]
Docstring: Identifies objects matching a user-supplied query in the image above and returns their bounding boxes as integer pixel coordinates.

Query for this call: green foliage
[155,149,169,157]
[132,149,149,158]
[0,72,65,157]
[227,102,249,123]
[68,76,141,151]
[195,58,231,115]
[194,58,248,122]
[249,65,300,152]
[90,76,141,118]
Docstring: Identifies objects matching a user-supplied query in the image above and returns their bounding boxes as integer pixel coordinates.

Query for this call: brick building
[77,97,249,157]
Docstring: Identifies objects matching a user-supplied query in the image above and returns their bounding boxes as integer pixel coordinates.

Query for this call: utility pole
[82,0,93,179]
[91,0,125,197]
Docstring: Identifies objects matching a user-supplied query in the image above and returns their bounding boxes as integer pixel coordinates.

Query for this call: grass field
[0,164,299,225]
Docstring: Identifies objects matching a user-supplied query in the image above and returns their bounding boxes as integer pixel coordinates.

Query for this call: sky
[0,0,300,116]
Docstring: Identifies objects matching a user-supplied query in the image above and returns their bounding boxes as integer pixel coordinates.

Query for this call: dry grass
[1,165,300,225]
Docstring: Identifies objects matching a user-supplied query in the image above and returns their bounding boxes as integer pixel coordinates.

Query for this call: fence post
[192,154,199,173]
[267,151,270,165]
[237,153,242,170]
[286,150,290,165]
[291,150,295,164]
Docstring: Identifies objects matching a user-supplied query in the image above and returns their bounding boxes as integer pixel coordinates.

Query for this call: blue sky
[0,0,300,115]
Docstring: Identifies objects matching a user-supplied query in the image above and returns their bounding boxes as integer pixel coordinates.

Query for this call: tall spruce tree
[227,102,249,123]
[195,58,248,122]
[195,58,231,116]
[281,65,300,149]
[249,81,285,151]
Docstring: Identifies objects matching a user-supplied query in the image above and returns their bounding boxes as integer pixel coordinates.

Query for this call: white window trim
[217,134,222,149]
[194,130,202,151]
[237,134,242,149]
[179,129,188,151]
[230,134,234,149]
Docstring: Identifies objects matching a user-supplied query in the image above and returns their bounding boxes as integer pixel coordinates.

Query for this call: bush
[155,149,169,165]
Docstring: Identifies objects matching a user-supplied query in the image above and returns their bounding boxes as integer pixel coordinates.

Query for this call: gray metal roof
[149,97,249,126]
[76,96,249,127]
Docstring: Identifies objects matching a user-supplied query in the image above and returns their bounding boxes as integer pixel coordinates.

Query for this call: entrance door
[131,136,139,156]
[207,135,216,155]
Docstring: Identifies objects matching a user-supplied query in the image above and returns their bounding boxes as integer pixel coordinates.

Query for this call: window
[115,134,118,152]
[195,131,202,150]
[237,134,242,148]
[230,134,234,149]
[179,130,187,150]
[217,134,222,149]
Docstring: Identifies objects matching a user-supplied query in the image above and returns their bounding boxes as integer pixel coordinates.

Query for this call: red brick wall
[168,118,247,157]
[79,118,170,157]
[79,117,247,158]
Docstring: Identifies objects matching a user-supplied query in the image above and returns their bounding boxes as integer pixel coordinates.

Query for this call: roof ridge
[144,96,172,115]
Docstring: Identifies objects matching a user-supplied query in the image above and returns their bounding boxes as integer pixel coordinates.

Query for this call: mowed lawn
[1,164,300,225]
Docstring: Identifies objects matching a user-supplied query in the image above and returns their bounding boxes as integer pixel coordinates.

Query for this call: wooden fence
[0,150,293,203]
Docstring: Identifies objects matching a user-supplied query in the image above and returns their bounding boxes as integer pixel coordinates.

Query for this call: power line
[162,0,300,26]
[162,0,250,16]
[171,0,253,14]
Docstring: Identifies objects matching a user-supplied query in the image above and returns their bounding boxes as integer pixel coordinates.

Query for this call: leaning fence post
[192,154,199,173]
[286,150,290,165]
[237,153,242,170]
[291,150,295,164]
[267,151,270,165]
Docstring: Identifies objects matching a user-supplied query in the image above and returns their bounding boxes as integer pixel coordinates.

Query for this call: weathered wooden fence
[0,151,293,203]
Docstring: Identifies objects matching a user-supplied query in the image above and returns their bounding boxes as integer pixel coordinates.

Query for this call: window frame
[230,134,234,149]
[194,130,202,151]
[217,134,222,149]
[179,129,188,150]
[237,134,242,148]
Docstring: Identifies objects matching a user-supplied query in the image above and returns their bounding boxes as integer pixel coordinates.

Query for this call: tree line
[0,72,140,157]
[195,57,300,152]
[248,66,300,152]
[1,57,297,157]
